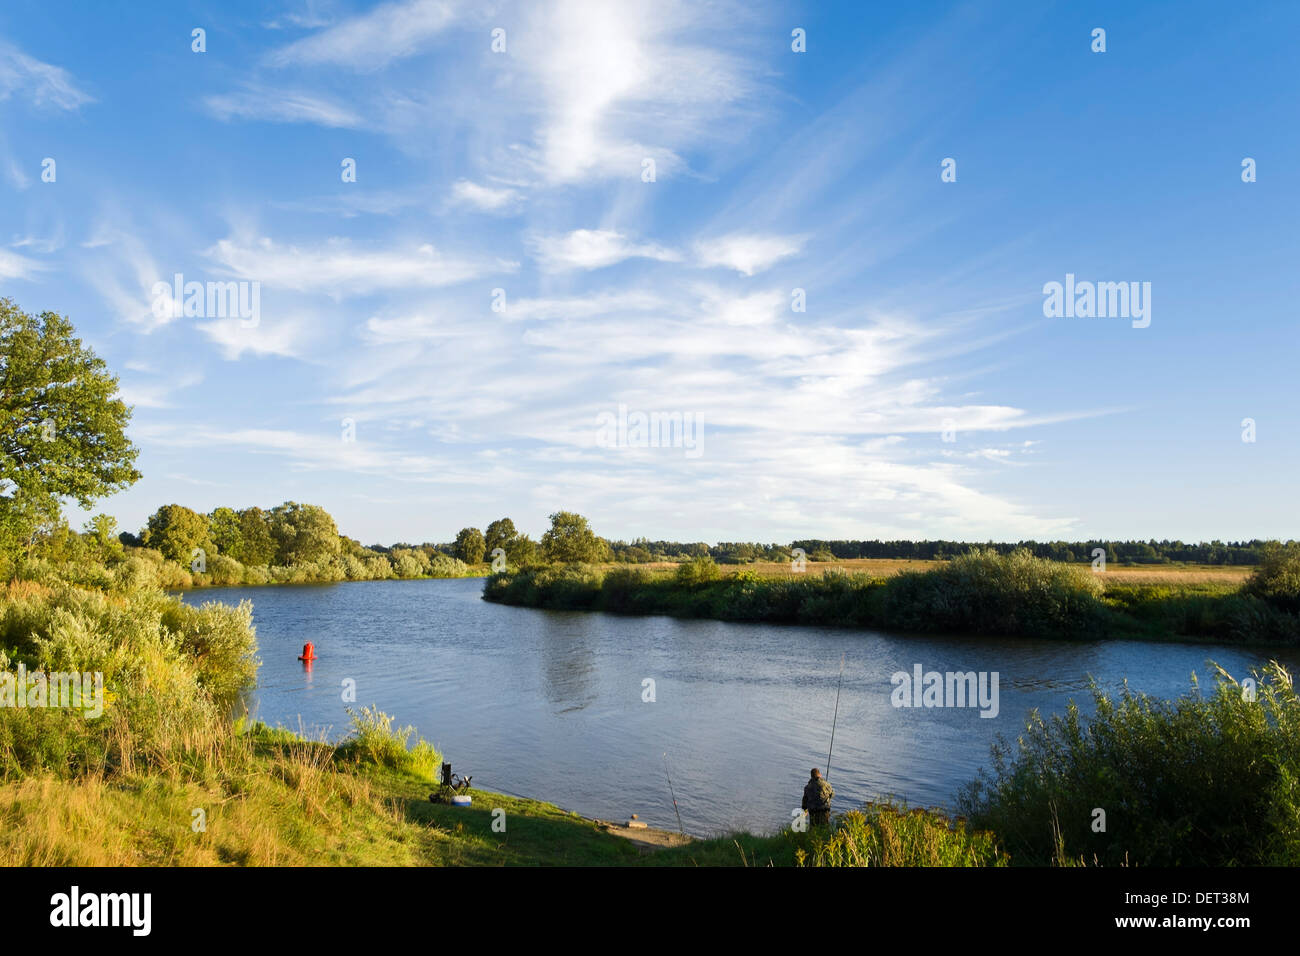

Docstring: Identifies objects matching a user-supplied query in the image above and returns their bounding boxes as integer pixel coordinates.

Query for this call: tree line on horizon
[117,506,608,570]
[600,537,1276,566]
[119,502,1281,573]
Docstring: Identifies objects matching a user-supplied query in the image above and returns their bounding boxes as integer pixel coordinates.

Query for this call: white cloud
[79,226,177,332]
[206,235,516,294]
[3,154,30,189]
[204,86,362,127]
[449,179,520,212]
[262,0,337,30]
[118,371,203,409]
[0,41,93,110]
[514,0,755,184]
[694,233,805,276]
[198,313,315,360]
[505,289,669,321]
[362,313,456,345]
[138,423,452,480]
[264,0,458,70]
[11,233,62,253]
[529,229,679,272]
[0,249,42,281]
[697,288,787,326]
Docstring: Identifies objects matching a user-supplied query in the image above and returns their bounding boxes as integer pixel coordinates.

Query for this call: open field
[596,558,1255,588]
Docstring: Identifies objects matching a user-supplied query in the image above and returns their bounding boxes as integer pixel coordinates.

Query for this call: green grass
[0,740,1003,866]
[647,802,1007,867]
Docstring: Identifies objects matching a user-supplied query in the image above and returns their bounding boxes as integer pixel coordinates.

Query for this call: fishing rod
[825,653,845,782]
[663,752,685,835]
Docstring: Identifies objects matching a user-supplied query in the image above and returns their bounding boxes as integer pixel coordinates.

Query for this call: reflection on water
[538,612,598,713]
[183,578,1300,837]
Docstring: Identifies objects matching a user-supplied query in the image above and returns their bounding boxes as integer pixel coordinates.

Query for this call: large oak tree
[0,300,139,556]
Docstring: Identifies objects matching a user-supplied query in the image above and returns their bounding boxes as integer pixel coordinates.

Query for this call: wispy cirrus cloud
[206,0,763,190]
[0,40,92,110]
[0,248,43,281]
[264,0,459,70]
[135,422,456,481]
[79,225,177,332]
[503,289,669,322]
[206,235,517,294]
[198,312,317,360]
[117,370,203,409]
[694,233,806,276]
[204,85,362,127]
[361,312,457,345]
[512,0,758,184]
[529,229,679,272]
[449,179,521,213]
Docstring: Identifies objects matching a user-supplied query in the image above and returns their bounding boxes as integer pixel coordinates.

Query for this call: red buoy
[298,642,317,661]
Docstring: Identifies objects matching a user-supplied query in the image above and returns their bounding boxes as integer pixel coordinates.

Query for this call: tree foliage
[453,527,486,564]
[143,504,213,564]
[268,502,341,565]
[0,300,139,558]
[541,511,601,563]
[484,518,517,556]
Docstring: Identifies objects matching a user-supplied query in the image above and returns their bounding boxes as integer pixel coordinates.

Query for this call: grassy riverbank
[483,548,1300,645]
[5,548,1300,866]
[0,721,1006,867]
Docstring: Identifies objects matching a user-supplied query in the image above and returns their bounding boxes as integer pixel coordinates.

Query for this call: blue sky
[1,0,1296,546]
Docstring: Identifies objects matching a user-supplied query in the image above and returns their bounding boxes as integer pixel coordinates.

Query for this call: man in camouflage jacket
[802,767,833,828]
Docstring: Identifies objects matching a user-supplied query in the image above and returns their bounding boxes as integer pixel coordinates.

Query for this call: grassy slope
[0,735,982,867]
[0,742,645,866]
[0,761,775,866]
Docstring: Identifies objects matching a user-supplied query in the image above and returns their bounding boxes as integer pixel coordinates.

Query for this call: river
[181,577,1297,836]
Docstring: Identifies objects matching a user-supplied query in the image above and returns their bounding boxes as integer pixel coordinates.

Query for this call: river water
[181,577,1297,836]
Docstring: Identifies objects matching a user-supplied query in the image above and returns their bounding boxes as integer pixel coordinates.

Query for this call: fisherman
[802,767,833,828]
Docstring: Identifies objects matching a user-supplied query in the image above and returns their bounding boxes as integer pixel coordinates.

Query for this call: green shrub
[242,564,271,586]
[960,661,1300,865]
[427,553,470,578]
[199,553,245,587]
[1244,542,1300,612]
[675,555,721,586]
[0,581,256,777]
[335,705,440,779]
[883,548,1106,638]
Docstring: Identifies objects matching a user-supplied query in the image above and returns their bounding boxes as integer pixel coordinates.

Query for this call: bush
[882,548,1106,638]
[675,555,721,586]
[362,555,393,580]
[334,705,440,779]
[0,582,257,777]
[1244,542,1300,612]
[199,553,245,587]
[959,661,1300,865]
[389,548,428,579]
[427,553,470,578]
[242,564,271,586]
